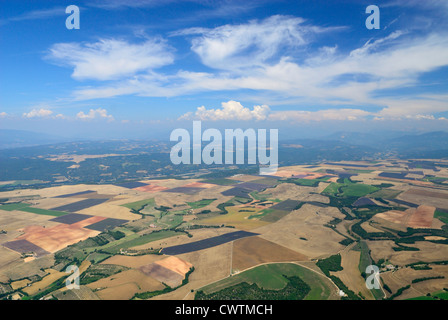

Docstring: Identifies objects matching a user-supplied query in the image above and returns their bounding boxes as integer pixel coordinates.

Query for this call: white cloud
[76,108,114,121]
[47,38,174,81]
[22,108,53,118]
[179,100,270,121]
[44,15,448,121]
[177,15,334,70]
[0,112,7,118]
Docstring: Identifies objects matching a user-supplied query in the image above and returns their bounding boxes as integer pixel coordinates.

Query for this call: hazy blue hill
[0,129,71,149]
[384,131,448,151]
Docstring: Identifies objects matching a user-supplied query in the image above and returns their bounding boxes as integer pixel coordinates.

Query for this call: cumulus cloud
[179,100,270,121]
[76,108,114,121]
[0,112,7,118]
[47,38,174,81]
[22,108,53,118]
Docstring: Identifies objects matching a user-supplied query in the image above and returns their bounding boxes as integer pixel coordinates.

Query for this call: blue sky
[1,0,447,139]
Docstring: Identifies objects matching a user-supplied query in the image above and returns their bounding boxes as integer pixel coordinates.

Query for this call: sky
[1,0,448,140]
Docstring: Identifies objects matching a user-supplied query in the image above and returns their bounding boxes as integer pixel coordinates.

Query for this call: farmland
[0,159,448,300]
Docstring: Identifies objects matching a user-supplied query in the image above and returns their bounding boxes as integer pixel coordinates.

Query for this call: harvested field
[154,256,193,276]
[198,206,270,230]
[381,265,448,299]
[54,285,100,300]
[368,240,448,266]
[228,175,262,182]
[14,223,100,253]
[254,204,346,259]
[151,243,232,300]
[161,230,258,255]
[265,170,302,178]
[258,183,319,201]
[232,236,308,271]
[182,182,217,189]
[375,205,436,229]
[375,209,411,225]
[139,263,184,288]
[77,203,140,220]
[10,279,31,290]
[407,205,435,228]
[332,245,375,300]
[398,187,448,210]
[130,228,237,251]
[22,269,66,296]
[0,254,54,282]
[87,269,164,300]
[134,185,168,193]
[101,255,163,269]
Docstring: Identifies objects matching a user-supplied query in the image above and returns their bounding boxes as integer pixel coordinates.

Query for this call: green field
[187,198,216,209]
[102,230,179,253]
[323,179,378,197]
[368,188,402,199]
[20,207,68,217]
[0,203,31,211]
[199,263,334,300]
[121,198,156,211]
[434,209,448,225]
[407,290,448,300]
[291,177,330,187]
[0,203,68,216]
[322,183,343,196]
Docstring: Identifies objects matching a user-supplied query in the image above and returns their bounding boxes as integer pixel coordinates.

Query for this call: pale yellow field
[87,269,165,300]
[254,204,346,259]
[151,242,232,300]
[10,278,31,290]
[381,265,448,299]
[198,206,270,230]
[332,245,376,300]
[130,227,236,251]
[23,268,66,295]
[368,240,448,266]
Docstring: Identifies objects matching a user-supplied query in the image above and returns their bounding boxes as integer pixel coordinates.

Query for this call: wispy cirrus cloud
[46,38,174,81]
[0,7,66,26]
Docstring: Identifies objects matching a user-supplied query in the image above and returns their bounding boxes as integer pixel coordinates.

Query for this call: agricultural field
[0,159,448,300]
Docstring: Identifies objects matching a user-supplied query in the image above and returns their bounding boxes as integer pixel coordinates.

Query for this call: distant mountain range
[1,129,447,160]
[0,129,73,149]
[320,130,448,152]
